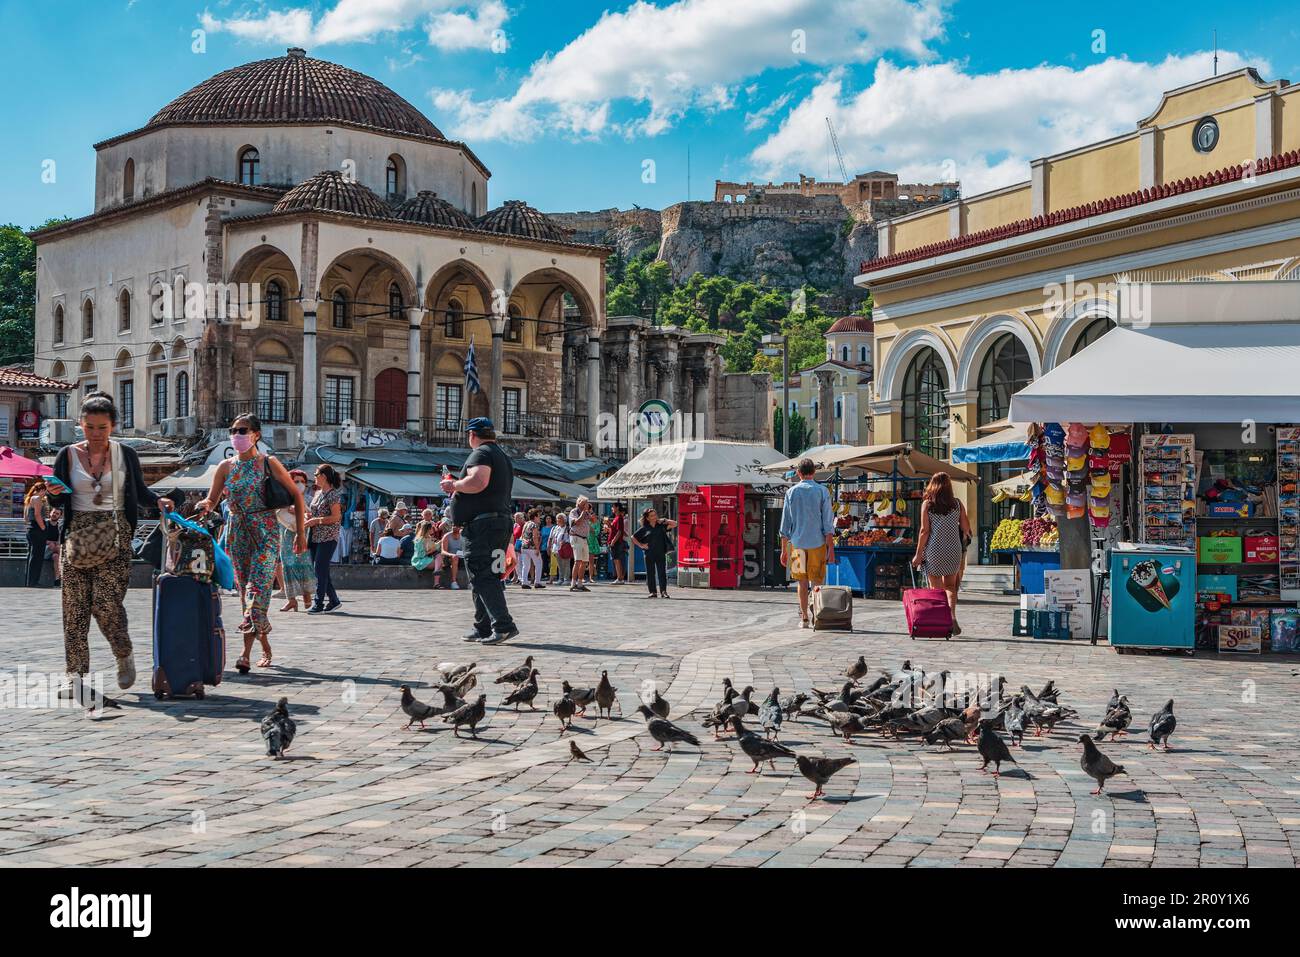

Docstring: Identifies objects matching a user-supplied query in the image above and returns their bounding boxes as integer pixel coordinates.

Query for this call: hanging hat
[1090,473,1112,496]
[1089,454,1110,470]
[1091,513,1111,528]
[1067,422,1089,444]
[1066,504,1085,520]
[1044,422,1065,442]
[1089,497,1111,515]
[1089,424,1111,449]
[1066,453,1087,471]
[1046,484,1064,505]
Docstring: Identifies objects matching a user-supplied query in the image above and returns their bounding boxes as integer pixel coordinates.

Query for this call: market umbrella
[951,423,1031,464]
[761,442,912,475]
[840,446,979,482]
[0,446,53,480]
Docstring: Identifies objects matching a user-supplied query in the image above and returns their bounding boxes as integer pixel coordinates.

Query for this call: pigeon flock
[255,651,1179,803]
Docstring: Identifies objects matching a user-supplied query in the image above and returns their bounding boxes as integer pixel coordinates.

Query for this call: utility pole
[1213,30,1218,75]
[782,343,790,456]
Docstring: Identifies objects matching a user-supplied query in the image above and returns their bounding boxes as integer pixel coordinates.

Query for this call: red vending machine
[675,484,745,589]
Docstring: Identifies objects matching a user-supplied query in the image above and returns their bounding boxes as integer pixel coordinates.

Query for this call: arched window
[859,345,869,364]
[470,182,477,216]
[265,280,284,322]
[175,371,190,418]
[505,303,522,343]
[386,155,405,200]
[901,348,949,459]
[123,158,135,202]
[811,399,819,420]
[331,289,351,329]
[82,300,94,341]
[1070,316,1115,357]
[118,288,131,333]
[238,147,260,186]
[976,333,1033,427]
[53,304,64,344]
[445,298,464,339]
[388,283,404,319]
[835,397,842,419]
[840,345,849,362]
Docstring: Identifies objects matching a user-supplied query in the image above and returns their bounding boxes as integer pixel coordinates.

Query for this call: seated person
[440,524,465,589]
[372,530,403,565]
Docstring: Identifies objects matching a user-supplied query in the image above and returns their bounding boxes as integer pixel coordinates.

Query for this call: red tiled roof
[861,150,1300,274]
[0,368,75,392]
[827,314,874,334]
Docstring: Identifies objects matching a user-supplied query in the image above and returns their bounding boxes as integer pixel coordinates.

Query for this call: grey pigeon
[977,722,1015,776]
[594,670,619,720]
[647,689,670,719]
[844,655,869,683]
[796,754,856,800]
[553,694,576,732]
[1148,699,1176,751]
[1079,734,1126,794]
[780,691,809,720]
[260,696,296,759]
[636,704,699,751]
[1094,695,1131,741]
[923,716,966,751]
[731,716,797,773]
[759,687,783,739]
[1003,696,1027,747]
[822,710,869,742]
[494,656,534,685]
[502,669,540,711]
[569,740,592,763]
[399,684,439,729]
[562,680,597,714]
[440,661,475,682]
[441,693,487,737]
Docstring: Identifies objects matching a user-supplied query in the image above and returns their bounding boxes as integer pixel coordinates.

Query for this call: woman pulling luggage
[196,414,306,672]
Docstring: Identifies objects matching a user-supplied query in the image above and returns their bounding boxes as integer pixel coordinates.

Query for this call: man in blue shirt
[779,458,836,628]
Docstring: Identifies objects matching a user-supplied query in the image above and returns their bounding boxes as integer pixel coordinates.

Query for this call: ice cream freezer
[1108,544,1196,652]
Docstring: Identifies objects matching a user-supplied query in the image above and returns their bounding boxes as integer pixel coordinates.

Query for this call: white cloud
[749,51,1260,196]
[432,0,946,141]
[199,0,510,52]
[744,90,793,131]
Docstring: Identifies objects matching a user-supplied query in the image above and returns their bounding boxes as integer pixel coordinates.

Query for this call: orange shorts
[790,545,828,583]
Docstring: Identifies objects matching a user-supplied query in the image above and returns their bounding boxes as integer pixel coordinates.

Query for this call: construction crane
[825,117,849,183]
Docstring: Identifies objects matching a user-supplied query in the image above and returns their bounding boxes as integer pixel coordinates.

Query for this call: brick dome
[149,48,443,140]
[391,191,474,229]
[827,315,874,334]
[272,171,391,218]
[476,200,568,243]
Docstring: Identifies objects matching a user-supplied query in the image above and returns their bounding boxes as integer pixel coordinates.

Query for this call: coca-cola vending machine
[676,484,745,589]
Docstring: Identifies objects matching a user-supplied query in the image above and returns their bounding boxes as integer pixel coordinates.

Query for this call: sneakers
[323,600,342,613]
[521,584,532,590]
[307,603,325,614]
[481,625,519,646]
[451,582,461,590]
[462,629,488,642]
[116,654,136,690]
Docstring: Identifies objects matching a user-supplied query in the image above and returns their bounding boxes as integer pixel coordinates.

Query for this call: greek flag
[464,337,481,395]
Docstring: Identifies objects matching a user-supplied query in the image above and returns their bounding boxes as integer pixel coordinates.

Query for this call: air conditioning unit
[41,419,79,445]
[271,427,300,451]
[160,417,197,438]
[562,441,587,461]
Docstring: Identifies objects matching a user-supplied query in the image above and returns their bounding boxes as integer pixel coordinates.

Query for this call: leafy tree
[0,221,63,367]
[773,407,815,456]
[643,260,673,323]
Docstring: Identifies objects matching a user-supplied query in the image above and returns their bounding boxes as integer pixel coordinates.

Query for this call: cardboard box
[1244,535,1279,563]
[1199,536,1242,564]
[1044,569,1090,606]
[1019,593,1049,611]
[1206,502,1253,518]
[1196,573,1238,600]
[1065,602,1093,640]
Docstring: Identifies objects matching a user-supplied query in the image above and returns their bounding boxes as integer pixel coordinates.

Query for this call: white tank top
[71,450,115,512]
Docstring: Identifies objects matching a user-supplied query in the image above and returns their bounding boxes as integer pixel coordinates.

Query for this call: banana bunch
[990,518,1024,551]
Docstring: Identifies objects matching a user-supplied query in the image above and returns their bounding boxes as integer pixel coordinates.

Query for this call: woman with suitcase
[911,472,972,635]
[196,414,307,672]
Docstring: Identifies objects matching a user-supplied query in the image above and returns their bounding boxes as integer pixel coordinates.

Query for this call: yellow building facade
[856,68,1300,560]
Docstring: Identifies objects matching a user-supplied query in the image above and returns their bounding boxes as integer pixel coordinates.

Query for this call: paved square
[2,585,1298,867]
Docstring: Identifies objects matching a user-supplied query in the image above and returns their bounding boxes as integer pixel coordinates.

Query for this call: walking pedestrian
[608,502,628,583]
[539,513,554,581]
[441,418,518,644]
[23,480,51,587]
[631,507,677,598]
[278,469,316,612]
[47,391,174,696]
[912,472,972,635]
[305,465,344,614]
[778,458,836,629]
[567,495,595,592]
[519,507,545,589]
[196,413,307,671]
[550,512,571,584]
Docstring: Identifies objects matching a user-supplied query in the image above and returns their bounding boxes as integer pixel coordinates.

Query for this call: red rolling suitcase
[903,563,953,640]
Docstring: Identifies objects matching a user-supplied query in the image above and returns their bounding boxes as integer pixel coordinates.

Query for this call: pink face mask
[231,433,256,453]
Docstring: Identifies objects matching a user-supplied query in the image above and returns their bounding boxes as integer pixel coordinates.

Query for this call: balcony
[500,411,588,442]
[222,398,304,426]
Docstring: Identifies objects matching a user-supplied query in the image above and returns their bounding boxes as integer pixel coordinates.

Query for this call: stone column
[586,335,601,447]
[302,302,318,426]
[488,315,505,420]
[696,366,713,440]
[814,369,835,446]
[406,305,423,431]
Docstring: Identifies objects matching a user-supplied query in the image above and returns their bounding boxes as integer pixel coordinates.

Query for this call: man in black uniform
[441,417,519,644]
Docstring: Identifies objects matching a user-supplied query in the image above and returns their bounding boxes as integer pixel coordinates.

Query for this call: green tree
[643,259,673,323]
[773,406,815,456]
[0,221,57,366]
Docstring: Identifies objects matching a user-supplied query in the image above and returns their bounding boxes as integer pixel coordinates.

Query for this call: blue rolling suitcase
[152,573,226,699]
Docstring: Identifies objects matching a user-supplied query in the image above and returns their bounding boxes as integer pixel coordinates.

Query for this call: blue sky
[3,0,1298,229]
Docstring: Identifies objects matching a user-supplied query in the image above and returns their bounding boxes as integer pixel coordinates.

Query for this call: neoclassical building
[31,47,611,449]
[857,67,1300,561]
[769,314,874,447]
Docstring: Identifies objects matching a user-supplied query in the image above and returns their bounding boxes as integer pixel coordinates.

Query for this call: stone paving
[1,582,1299,868]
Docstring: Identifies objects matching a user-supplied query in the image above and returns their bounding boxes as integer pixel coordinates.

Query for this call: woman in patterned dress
[197,414,307,672]
[911,472,972,635]
[278,469,317,612]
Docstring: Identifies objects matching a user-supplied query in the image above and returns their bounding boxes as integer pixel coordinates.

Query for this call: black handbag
[261,456,294,510]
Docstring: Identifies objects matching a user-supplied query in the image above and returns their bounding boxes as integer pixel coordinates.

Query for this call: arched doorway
[901,347,949,460]
[373,367,406,429]
[976,333,1034,563]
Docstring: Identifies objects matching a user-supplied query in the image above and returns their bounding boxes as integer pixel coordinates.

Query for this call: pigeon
[1020,684,1076,736]
[562,680,597,714]
[260,696,296,759]
[1148,699,1176,751]
[636,704,699,751]
[1105,688,1122,712]
[704,685,755,738]
[399,685,440,729]
[494,656,535,685]
[977,722,1016,776]
[780,691,810,720]
[438,661,475,682]
[1003,696,1027,747]
[821,710,869,742]
[759,688,783,739]
[569,740,593,763]
[646,689,670,719]
[796,754,856,800]
[1037,679,1061,703]
[442,694,487,737]
[923,716,966,751]
[553,694,576,732]
[1094,695,1132,741]
[501,669,540,711]
[1079,734,1126,794]
[731,716,797,773]
[844,655,869,683]
[449,668,479,697]
[594,670,619,721]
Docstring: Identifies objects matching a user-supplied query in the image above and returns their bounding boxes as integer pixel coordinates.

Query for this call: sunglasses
[228,426,253,435]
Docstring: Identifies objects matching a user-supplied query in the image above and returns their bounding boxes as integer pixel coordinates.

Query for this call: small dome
[391,190,474,229]
[476,200,568,243]
[149,48,443,140]
[827,315,874,334]
[273,171,390,218]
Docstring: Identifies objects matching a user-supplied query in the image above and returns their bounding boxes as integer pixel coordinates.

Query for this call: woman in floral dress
[197,414,306,672]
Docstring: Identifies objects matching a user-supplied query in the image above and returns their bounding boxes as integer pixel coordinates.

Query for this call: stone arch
[954,313,1042,394]
[170,337,188,360]
[79,354,96,376]
[53,303,65,343]
[432,350,465,376]
[227,244,300,327]
[51,360,66,378]
[114,348,133,370]
[425,259,496,337]
[878,327,958,403]
[255,337,295,361]
[318,247,417,320]
[322,344,360,366]
[1042,297,1117,371]
[509,265,601,346]
[146,342,166,363]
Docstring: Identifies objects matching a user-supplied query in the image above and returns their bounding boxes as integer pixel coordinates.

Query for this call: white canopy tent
[595,441,788,498]
[1010,322,1300,423]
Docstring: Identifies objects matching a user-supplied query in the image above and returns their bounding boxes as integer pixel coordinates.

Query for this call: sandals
[235,656,251,674]
[279,599,299,612]
[257,654,273,668]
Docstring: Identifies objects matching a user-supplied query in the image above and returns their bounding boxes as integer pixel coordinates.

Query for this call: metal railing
[419,418,470,447]
[318,398,406,430]
[221,398,304,426]
[501,411,588,441]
